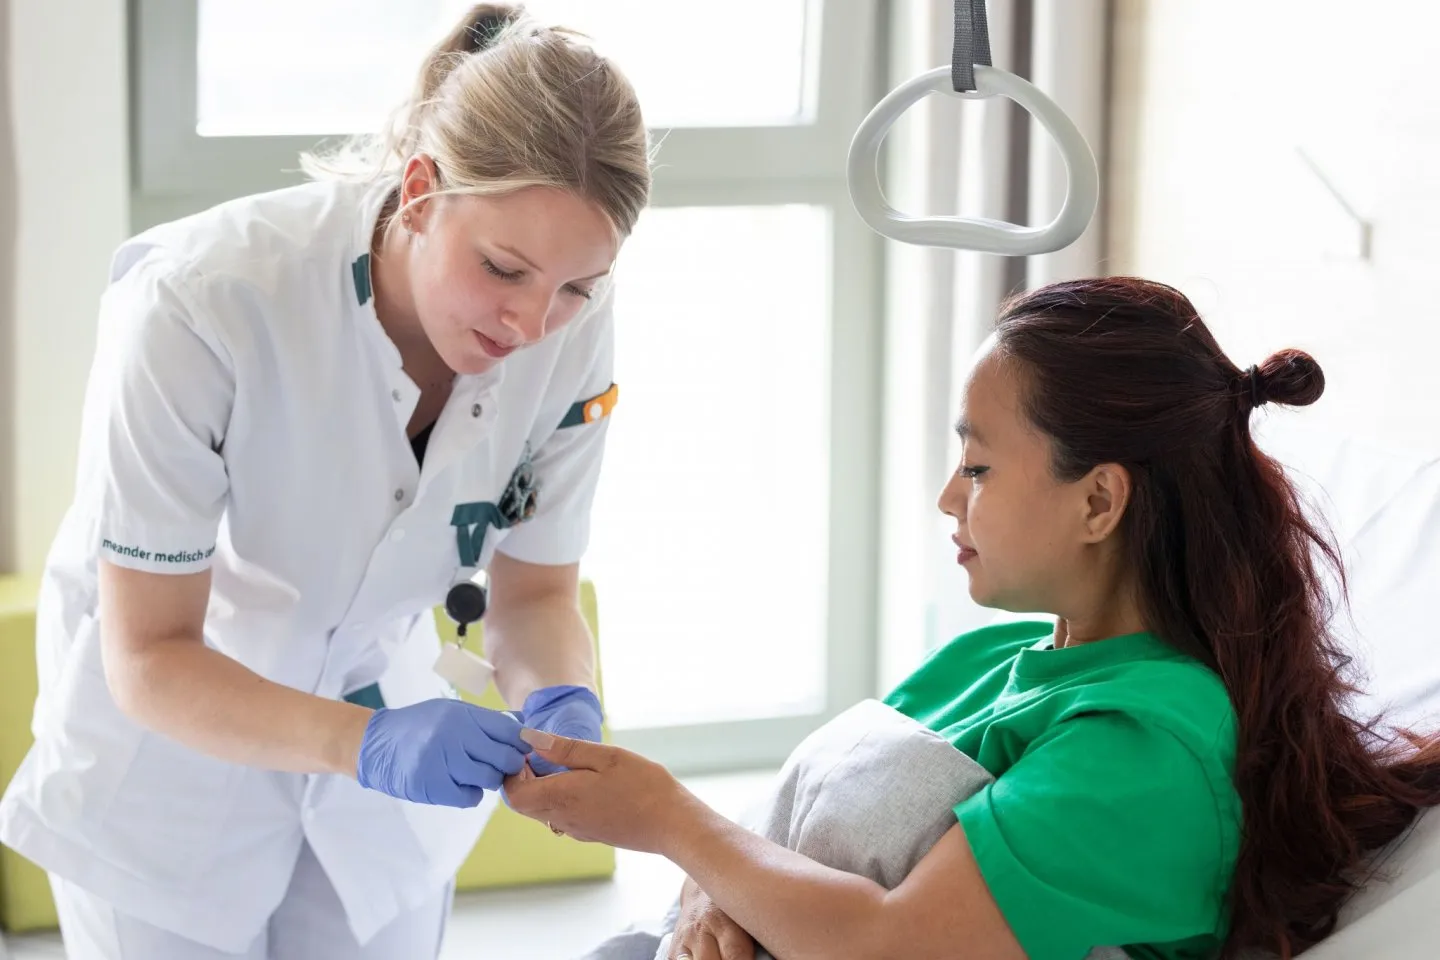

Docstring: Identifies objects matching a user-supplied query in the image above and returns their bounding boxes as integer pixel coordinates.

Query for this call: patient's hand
[672,875,757,960]
[504,728,699,855]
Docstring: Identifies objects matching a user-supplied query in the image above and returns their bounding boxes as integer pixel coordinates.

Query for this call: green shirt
[884,620,1241,960]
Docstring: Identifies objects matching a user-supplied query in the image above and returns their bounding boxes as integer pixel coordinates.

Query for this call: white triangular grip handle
[847,64,1099,256]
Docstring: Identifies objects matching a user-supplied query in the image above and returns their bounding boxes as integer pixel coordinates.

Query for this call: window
[131,0,884,774]
[195,0,813,135]
[585,204,833,730]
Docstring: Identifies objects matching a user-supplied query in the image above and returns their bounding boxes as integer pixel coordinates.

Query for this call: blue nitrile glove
[520,685,604,776]
[356,698,532,808]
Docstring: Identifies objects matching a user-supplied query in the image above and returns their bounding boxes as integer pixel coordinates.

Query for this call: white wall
[1110,1,1440,458]
[2,0,129,573]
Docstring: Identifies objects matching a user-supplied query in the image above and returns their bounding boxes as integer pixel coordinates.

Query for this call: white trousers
[48,843,454,960]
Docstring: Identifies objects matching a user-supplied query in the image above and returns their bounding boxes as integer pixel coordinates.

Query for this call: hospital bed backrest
[1247,412,1440,955]
[1252,411,1440,731]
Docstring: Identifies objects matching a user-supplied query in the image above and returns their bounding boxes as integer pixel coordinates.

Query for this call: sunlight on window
[196,0,810,136]
[582,205,833,729]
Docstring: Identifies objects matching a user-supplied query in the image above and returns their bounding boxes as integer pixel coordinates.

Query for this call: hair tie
[1246,364,1264,408]
[467,14,510,53]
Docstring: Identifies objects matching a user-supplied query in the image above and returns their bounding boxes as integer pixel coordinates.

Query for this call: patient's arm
[505,734,1024,960]
[669,811,1024,960]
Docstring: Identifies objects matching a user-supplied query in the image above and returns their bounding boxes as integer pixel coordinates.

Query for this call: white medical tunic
[0,178,618,951]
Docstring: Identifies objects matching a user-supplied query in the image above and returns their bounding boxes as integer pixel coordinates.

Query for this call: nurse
[0,4,650,958]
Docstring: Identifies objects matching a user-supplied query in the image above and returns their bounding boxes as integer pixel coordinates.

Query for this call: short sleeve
[496,286,616,566]
[85,253,234,574]
[955,713,1235,959]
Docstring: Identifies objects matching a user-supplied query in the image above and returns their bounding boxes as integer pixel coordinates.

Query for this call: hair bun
[463,4,524,53]
[1254,349,1325,409]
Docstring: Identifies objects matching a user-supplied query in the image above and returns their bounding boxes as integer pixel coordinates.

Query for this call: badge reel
[435,569,497,697]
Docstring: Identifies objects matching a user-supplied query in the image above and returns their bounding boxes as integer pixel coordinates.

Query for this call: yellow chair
[0,575,49,933]
[0,575,614,933]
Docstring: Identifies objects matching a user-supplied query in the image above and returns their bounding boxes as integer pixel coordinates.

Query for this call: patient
[505,277,1440,960]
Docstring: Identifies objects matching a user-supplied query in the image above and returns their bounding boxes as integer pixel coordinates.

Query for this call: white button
[391,389,402,402]
[588,402,604,420]
[471,403,483,418]
[393,488,404,502]
[390,528,406,543]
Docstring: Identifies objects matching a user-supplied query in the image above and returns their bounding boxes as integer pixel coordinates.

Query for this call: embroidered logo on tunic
[100,539,216,565]
[450,444,540,567]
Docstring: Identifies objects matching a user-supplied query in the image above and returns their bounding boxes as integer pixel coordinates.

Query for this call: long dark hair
[993,277,1440,958]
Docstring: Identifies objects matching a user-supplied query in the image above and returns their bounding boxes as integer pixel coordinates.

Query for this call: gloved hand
[520,684,604,776]
[356,698,532,808]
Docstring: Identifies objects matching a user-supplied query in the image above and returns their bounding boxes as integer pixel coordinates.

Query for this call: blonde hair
[301,3,653,238]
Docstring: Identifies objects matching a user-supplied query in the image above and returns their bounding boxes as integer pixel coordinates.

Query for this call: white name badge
[433,643,497,698]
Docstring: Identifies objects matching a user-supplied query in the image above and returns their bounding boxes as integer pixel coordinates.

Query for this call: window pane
[584,206,833,729]
[196,0,809,137]
[521,0,810,127]
[196,0,451,137]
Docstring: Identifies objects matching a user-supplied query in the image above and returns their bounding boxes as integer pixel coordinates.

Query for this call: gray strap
[951,0,993,92]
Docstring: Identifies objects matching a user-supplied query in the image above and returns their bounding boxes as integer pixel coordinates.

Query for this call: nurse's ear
[398,154,444,232]
[1076,462,1132,544]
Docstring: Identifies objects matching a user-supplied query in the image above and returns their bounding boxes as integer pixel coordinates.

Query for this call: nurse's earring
[401,212,415,236]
